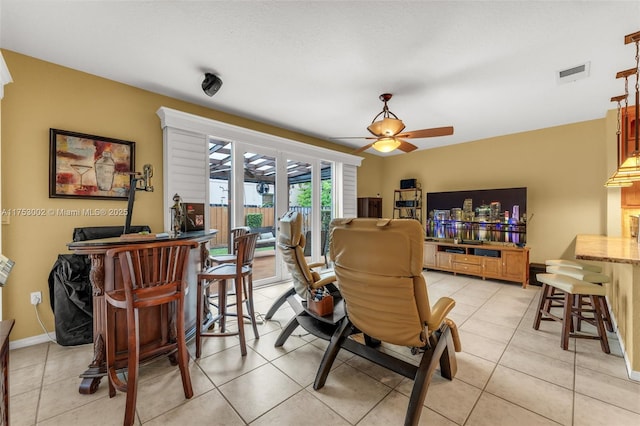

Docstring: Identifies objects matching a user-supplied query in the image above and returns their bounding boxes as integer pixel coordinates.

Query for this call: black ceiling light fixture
[202,72,223,97]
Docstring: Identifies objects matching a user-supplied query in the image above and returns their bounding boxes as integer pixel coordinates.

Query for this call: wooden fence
[210,206,276,248]
[209,206,325,248]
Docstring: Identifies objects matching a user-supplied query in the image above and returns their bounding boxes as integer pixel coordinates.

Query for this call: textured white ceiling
[1,1,639,155]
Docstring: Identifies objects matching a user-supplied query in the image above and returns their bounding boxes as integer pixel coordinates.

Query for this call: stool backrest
[230,227,250,250]
[106,240,197,307]
[233,233,259,268]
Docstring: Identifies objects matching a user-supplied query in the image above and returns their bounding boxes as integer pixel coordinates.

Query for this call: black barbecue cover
[48,254,93,346]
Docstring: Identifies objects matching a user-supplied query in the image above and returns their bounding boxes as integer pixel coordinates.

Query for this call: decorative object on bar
[122,164,154,235]
[333,93,454,154]
[170,193,185,237]
[605,30,640,185]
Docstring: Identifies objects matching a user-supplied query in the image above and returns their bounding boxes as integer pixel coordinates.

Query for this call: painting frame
[49,128,135,200]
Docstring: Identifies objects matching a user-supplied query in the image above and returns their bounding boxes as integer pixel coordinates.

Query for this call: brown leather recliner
[268,210,344,346]
[314,217,461,426]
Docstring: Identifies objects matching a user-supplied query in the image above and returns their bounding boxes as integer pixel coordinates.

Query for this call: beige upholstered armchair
[267,210,344,346]
[314,218,461,426]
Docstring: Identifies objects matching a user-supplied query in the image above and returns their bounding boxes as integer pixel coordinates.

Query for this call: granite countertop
[575,234,640,265]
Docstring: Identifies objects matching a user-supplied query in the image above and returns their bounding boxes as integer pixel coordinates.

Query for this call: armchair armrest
[427,297,455,331]
[443,318,462,352]
[308,261,326,269]
[426,297,462,353]
[309,274,337,291]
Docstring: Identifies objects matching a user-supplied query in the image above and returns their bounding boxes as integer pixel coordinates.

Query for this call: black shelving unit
[393,189,422,223]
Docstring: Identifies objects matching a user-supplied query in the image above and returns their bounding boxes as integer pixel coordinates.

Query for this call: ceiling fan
[339,93,454,154]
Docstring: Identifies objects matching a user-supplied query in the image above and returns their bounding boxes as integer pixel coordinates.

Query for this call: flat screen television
[426,187,527,245]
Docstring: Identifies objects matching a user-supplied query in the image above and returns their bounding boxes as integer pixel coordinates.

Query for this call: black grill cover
[48,254,93,346]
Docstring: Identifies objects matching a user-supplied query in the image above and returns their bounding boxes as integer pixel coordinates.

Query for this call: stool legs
[601,297,614,332]
[235,276,247,356]
[591,295,610,353]
[175,300,194,399]
[533,285,610,354]
[196,275,249,357]
[561,293,572,350]
[244,274,260,339]
[533,283,551,330]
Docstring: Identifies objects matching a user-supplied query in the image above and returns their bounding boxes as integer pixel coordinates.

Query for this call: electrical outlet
[30,291,42,305]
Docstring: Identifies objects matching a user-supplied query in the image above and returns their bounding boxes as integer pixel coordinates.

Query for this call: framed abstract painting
[49,128,135,200]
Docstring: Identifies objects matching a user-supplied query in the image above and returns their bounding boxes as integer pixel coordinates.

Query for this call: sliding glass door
[242,149,277,283]
[285,157,334,263]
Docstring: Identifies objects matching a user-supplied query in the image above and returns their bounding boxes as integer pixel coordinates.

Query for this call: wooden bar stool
[196,233,260,358]
[203,226,251,328]
[545,265,613,332]
[533,273,610,353]
[104,240,198,426]
[208,226,250,266]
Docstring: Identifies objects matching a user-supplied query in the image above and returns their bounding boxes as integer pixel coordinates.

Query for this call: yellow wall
[0,50,356,340]
[380,120,608,263]
[355,153,384,198]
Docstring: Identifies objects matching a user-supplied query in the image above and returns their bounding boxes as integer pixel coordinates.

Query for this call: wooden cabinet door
[357,197,382,218]
[436,252,454,270]
[622,181,640,207]
[483,257,501,278]
[423,243,436,268]
[502,251,526,282]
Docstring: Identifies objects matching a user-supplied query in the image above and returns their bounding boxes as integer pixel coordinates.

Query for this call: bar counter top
[575,234,640,265]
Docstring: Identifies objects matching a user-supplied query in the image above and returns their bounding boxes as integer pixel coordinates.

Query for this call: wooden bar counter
[68,230,216,394]
[575,234,640,379]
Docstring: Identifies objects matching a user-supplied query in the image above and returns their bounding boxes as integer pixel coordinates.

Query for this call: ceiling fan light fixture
[372,137,401,153]
[367,117,405,137]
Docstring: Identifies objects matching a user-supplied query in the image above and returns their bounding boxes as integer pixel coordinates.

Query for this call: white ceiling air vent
[557,62,590,84]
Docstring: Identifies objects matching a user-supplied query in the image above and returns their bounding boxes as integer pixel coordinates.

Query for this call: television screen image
[426,187,527,245]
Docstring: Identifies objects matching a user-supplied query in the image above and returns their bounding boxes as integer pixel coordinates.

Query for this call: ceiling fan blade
[397,139,418,153]
[353,143,374,154]
[332,136,377,140]
[397,126,454,139]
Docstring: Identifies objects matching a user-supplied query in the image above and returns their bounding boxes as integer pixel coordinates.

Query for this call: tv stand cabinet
[423,240,530,288]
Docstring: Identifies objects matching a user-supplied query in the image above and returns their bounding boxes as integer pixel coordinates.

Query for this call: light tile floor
[9,271,640,425]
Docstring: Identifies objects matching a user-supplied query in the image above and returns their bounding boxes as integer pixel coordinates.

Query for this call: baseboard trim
[607,296,640,382]
[9,332,57,350]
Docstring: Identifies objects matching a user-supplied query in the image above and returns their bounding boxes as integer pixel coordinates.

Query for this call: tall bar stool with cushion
[544,259,602,272]
[204,226,251,328]
[533,273,610,353]
[104,240,198,426]
[545,265,613,332]
[196,232,260,358]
